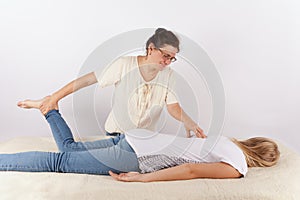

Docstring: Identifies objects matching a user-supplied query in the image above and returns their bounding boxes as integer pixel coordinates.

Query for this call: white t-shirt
[94,56,178,133]
[125,129,248,176]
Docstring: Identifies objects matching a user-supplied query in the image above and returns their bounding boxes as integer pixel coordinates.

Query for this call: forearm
[167,103,194,124]
[140,164,193,182]
[52,72,97,101]
[140,163,241,182]
[167,103,206,138]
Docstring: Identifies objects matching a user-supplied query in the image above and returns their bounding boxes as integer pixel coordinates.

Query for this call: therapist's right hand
[40,95,58,115]
[185,123,206,138]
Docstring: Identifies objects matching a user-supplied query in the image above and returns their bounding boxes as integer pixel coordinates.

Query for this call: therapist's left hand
[185,123,206,138]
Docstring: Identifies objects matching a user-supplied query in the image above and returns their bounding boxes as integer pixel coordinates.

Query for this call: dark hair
[146,28,180,52]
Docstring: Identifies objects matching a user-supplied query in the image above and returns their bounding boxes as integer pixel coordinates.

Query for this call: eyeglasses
[156,48,177,62]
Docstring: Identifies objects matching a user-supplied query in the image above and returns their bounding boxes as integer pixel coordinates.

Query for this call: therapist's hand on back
[184,122,206,138]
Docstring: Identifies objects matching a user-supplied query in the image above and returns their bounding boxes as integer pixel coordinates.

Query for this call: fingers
[185,129,191,138]
[185,122,206,138]
[196,132,206,138]
[39,96,58,115]
[195,128,206,138]
[109,171,122,181]
[39,104,47,115]
[39,104,49,115]
[196,129,204,138]
[109,171,142,182]
[109,171,128,182]
[108,171,119,180]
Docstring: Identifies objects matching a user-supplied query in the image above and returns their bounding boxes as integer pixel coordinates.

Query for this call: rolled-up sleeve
[94,57,124,88]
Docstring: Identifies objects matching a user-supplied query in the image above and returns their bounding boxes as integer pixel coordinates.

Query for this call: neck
[138,56,160,82]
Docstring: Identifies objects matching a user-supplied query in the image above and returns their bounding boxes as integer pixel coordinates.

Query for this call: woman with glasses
[18,28,206,138]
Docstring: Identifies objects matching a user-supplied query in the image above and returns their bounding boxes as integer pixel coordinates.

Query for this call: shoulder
[113,56,135,63]
[186,162,242,179]
[215,136,241,153]
[107,56,137,71]
[215,136,248,176]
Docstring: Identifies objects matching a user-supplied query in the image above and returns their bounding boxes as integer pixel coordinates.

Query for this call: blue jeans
[0,110,139,175]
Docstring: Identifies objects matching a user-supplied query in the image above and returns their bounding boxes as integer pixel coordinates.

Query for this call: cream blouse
[94,56,178,133]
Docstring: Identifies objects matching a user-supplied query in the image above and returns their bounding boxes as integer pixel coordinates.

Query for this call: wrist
[184,120,195,127]
[51,93,60,102]
[140,173,150,182]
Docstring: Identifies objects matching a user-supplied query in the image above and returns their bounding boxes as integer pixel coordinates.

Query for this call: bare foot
[17,96,52,110]
[17,99,43,109]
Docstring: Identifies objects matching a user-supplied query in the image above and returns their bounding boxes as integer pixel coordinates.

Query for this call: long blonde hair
[232,137,280,167]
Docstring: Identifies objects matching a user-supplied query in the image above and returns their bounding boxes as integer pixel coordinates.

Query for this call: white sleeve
[219,138,248,177]
[94,57,124,88]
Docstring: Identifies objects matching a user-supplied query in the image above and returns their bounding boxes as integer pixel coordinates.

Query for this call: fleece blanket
[0,136,299,200]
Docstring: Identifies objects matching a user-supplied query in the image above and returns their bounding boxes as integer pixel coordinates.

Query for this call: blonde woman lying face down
[110,130,280,182]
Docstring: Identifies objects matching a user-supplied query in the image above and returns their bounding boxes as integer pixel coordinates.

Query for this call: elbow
[167,103,181,116]
[86,72,97,85]
[166,104,174,113]
[182,163,196,179]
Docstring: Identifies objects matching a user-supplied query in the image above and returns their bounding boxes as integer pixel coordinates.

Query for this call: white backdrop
[0,0,299,153]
